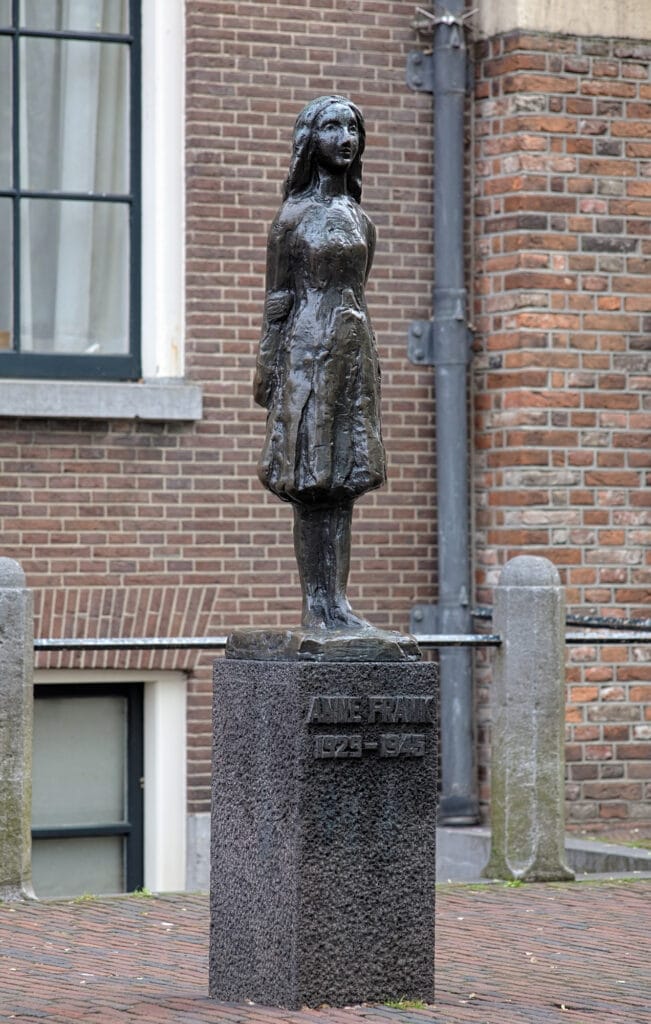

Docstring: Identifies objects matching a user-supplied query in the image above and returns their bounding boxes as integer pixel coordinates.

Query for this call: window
[33,669,188,893]
[0,1,199,419]
[0,0,140,380]
[31,683,144,898]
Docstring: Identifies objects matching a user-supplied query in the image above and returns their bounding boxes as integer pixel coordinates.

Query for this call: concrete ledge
[0,379,203,422]
[437,826,651,882]
[190,819,651,891]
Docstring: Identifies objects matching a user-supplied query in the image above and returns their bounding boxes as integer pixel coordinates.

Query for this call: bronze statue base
[226,626,421,662]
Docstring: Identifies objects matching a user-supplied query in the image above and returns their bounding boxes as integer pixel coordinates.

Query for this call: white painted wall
[141,0,185,378]
[143,674,187,891]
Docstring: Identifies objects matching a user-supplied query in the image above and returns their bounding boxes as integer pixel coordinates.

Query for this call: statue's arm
[364,215,376,285]
[253,215,294,409]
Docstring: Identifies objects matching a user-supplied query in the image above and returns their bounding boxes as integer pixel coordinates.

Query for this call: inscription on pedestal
[307,694,435,725]
[308,694,434,760]
[308,695,363,724]
[314,733,426,759]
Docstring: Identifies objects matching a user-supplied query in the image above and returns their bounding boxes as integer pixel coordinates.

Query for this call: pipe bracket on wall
[407,320,434,364]
[405,51,434,93]
[408,319,473,366]
[410,603,439,636]
[406,50,473,95]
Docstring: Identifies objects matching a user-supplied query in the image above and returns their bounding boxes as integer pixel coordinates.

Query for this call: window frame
[0,0,142,381]
[34,668,188,891]
[32,681,145,894]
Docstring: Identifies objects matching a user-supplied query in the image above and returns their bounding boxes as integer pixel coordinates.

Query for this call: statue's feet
[329,599,372,631]
[301,599,329,630]
[302,600,371,631]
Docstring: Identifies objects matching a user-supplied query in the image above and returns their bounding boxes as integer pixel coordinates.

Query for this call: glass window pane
[0,1,10,27]
[32,695,127,827]
[0,200,12,349]
[0,37,11,187]
[21,0,128,34]
[21,38,129,194]
[20,198,129,355]
[32,836,124,899]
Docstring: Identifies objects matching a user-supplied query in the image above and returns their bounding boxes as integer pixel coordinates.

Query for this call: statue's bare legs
[293,501,370,630]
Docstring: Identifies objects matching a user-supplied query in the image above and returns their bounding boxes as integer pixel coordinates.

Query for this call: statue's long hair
[283,95,365,203]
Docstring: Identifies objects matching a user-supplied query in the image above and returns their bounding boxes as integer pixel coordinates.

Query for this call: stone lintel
[476,0,651,41]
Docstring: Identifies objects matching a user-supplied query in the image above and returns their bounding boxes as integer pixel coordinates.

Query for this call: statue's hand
[253,362,274,408]
[340,308,365,324]
[337,287,365,324]
[265,289,293,323]
[254,291,292,407]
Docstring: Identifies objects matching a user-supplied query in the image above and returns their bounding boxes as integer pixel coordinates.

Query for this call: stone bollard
[0,558,35,901]
[483,556,574,882]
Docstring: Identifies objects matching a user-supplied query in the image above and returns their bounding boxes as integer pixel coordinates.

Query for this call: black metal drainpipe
[431,4,478,824]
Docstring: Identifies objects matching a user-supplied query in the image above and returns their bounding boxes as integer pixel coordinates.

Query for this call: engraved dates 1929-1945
[308,694,434,761]
[314,733,426,759]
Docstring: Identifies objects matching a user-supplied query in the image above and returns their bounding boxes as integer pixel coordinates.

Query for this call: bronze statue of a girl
[254,95,386,631]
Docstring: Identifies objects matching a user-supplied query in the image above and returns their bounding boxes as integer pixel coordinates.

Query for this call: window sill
[0,378,203,422]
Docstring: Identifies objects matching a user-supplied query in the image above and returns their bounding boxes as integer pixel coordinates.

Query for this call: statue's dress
[256,193,386,506]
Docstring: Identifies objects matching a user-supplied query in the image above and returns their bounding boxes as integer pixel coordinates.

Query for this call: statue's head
[284,95,366,203]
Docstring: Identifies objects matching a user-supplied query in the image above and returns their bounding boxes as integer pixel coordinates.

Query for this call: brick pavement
[0,881,649,1024]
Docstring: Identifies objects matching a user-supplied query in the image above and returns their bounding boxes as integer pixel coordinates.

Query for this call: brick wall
[183,1,439,808]
[473,31,651,827]
[1,1,438,816]
[3,8,648,830]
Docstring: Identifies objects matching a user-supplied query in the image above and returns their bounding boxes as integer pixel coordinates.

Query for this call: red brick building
[0,1,648,894]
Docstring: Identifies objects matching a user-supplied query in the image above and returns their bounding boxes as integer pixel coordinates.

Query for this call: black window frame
[32,682,144,894]
[0,0,141,381]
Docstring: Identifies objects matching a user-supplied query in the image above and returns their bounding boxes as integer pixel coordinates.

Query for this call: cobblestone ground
[1,881,649,1023]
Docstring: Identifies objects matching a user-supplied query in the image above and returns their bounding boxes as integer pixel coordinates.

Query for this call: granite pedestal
[210,659,438,1009]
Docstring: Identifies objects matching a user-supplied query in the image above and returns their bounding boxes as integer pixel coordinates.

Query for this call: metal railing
[34,633,497,651]
[34,628,649,652]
